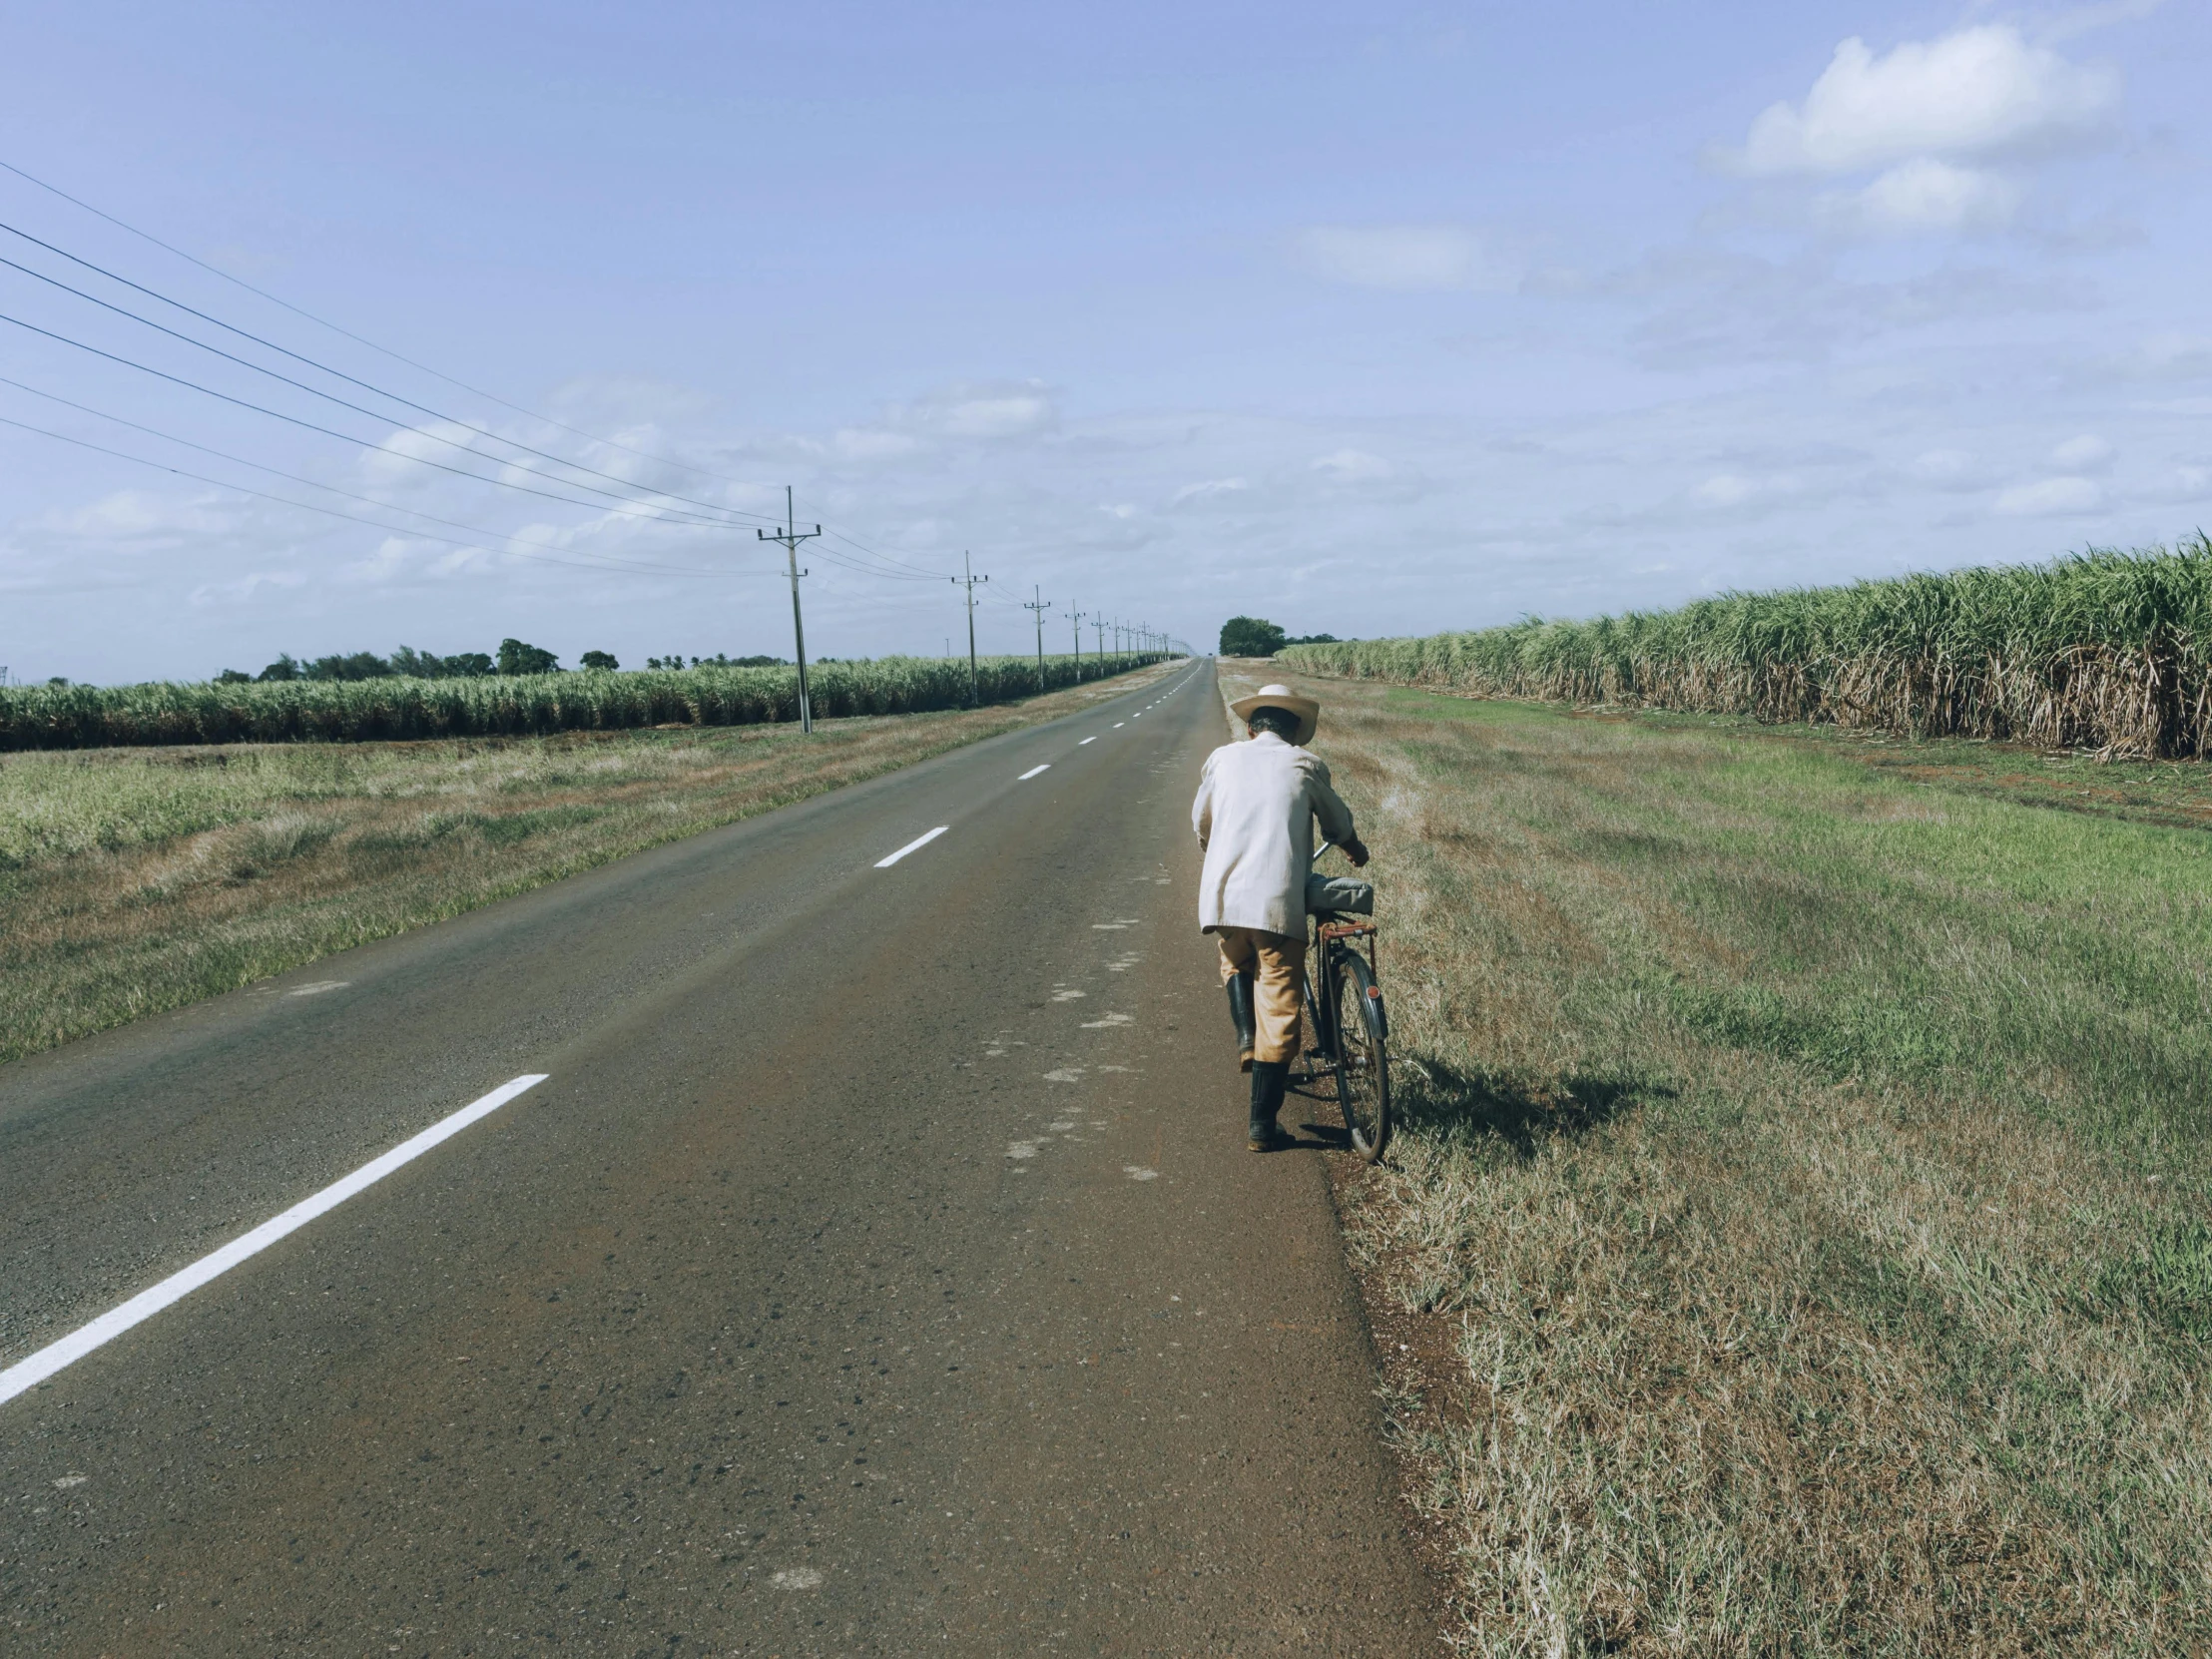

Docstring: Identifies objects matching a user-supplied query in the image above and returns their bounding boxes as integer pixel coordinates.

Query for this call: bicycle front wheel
[1330,946,1390,1162]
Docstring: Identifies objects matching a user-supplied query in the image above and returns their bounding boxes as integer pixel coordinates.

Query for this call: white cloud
[891,380,1058,441]
[1819,158,2024,236]
[1170,477,1250,507]
[43,488,238,542]
[831,427,922,462]
[1727,26,2118,177]
[1310,449,1395,483]
[1993,475,2105,515]
[2148,463,2212,502]
[186,569,308,607]
[2103,333,2212,381]
[2047,433,2114,471]
[1294,225,1522,291]
[1906,449,1985,489]
[363,420,482,488]
[1695,473,1758,507]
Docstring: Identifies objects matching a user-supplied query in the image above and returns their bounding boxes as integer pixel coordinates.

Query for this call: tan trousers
[1215,926,1308,1065]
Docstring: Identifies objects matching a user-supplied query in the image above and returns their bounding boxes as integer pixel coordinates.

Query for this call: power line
[0,159,958,580]
[0,220,786,529]
[0,251,976,586]
[0,412,763,579]
[0,308,761,530]
[0,372,771,577]
[0,160,1088,613]
[0,251,786,531]
[0,157,780,498]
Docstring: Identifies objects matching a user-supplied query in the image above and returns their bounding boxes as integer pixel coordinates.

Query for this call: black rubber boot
[1226,973,1256,1072]
[1247,1061,1294,1152]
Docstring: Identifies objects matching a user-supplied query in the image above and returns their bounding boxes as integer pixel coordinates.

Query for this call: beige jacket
[1192,731,1357,935]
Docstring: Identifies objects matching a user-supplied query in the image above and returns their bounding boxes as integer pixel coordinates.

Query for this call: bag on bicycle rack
[1306,873,1375,916]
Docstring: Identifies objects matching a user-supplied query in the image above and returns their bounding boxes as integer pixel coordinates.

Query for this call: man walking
[1192,683,1369,1151]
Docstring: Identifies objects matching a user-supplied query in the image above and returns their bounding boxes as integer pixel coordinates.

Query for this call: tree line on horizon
[218,642,792,686]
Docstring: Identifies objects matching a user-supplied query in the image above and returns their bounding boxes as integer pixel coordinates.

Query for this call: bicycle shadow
[1292,1056,1661,1158]
[1285,1067,1356,1150]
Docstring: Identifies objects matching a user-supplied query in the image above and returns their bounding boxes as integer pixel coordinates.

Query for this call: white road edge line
[0,1073,550,1408]
[1018,765,1050,781]
[874,826,949,867]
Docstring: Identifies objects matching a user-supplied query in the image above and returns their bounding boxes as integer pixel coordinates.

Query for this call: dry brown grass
[1218,665,2212,1655]
[0,665,1174,1063]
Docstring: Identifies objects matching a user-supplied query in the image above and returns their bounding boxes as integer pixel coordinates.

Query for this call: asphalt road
[0,661,1441,1655]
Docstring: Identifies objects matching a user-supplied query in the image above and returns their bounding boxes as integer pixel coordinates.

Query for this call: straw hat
[1229,683,1320,745]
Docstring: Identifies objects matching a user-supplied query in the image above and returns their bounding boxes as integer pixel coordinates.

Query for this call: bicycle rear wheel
[1329,946,1390,1162]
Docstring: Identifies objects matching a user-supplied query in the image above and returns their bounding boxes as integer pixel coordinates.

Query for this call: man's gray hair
[1247,706,1303,741]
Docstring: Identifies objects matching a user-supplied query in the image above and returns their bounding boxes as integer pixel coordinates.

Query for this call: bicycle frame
[1302,839,1382,1068]
[1303,918,1380,1064]
[1300,839,1393,1160]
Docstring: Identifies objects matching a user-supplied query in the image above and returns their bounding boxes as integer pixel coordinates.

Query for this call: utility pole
[1093,616,1106,659]
[757,486,822,733]
[1023,584,1053,693]
[951,550,987,705]
[1064,606,1085,681]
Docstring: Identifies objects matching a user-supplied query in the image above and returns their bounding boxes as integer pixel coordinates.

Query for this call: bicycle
[1301,841,1390,1163]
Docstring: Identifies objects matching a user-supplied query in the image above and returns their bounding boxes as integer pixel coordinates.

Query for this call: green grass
[0,662,1174,1063]
[0,651,1162,750]
[1220,667,2212,1654]
[1282,538,2212,758]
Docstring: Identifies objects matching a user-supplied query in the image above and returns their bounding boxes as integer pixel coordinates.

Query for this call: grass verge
[1217,664,2212,1654]
[0,663,1174,1064]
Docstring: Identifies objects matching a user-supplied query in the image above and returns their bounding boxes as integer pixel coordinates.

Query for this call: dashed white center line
[1113,722,1125,728]
[1079,737,1096,745]
[1018,764,1050,781]
[874,826,949,867]
[0,1073,550,1408]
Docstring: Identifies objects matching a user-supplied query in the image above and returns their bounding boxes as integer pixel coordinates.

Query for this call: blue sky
[1,0,2206,682]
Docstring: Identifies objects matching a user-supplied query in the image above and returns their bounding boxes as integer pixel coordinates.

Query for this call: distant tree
[1283,633,1340,646]
[496,638,561,675]
[46,676,69,687]
[1219,617,1287,657]
[258,654,301,683]
[644,651,783,670]
[216,669,252,684]
[579,650,619,671]
[305,651,394,682]
[389,645,492,679]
